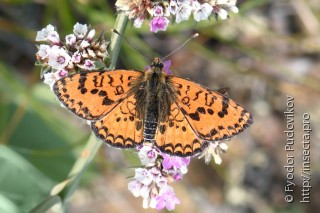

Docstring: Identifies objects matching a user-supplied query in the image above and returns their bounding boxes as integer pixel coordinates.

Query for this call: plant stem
[109,14,128,69]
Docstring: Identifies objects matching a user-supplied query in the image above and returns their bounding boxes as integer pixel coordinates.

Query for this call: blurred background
[0,0,319,212]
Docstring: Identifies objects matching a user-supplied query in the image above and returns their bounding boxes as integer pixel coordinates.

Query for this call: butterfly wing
[91,94,143,148]
[154,101,204,156]
[154,76,252,157]
[171,76,253,141]
[53,70,143,120]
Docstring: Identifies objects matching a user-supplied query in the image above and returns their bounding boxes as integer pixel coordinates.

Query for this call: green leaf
[0,145,55,212]
[29,196,61,213]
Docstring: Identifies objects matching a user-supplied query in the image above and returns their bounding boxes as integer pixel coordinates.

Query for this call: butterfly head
[150,57,164,74]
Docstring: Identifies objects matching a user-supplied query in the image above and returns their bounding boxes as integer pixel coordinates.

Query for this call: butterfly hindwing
[169,76,253,142]
[91,94,144,148]
[53,70,143,120]
[154,101,205,156]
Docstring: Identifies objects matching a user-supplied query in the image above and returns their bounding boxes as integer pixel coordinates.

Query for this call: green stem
[31,14,129,213]
[109,14,128,69]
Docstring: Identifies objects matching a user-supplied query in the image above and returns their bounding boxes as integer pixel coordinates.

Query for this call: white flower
[36,24,56,42]
[168,0,178,15]
[65,34,76,46]
[134,17,145,28]
[198,142,228,164]
[193,2,213,22]
[43,72,56,88]
[138,145,159,165]
[37,44,51,60]
[211,0,239,19]
[73,23,88,39]
[214,6,229,20]
[135,168,153,185]
[128,180,143,197]
[47,31,60,44]
[176,4,192,23]
[43,69,67,88]
[177,0,191,5]
[47,46,71,70]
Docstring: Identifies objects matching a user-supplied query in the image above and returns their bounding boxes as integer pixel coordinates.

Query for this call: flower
[66,34,76,46]
[162,153,190,170]
[36,44,51,60]
[73,22,88,39]
[35,23,109,84]
[47,46,71,70]
[35,24,56,41]
[193,2,213,22]
[175,3,192,23]
[212,0,239,20]
[198,142,229,164]
[156,186,180,211]
[133,16,145,28]
[152,5,164,17]
[138,144,159,165]
[168,0,178,15]
[150,16,169,33]
[163,60,173,74]
[71,51,82,63]
[43,69,67,88]
[78,59,95,70]
[116,0,152,19]
[43,72,56,88]
[115,0,239,32]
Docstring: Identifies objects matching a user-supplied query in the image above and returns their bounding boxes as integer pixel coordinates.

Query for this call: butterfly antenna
[111,29,149,60]
[162,33,199,61]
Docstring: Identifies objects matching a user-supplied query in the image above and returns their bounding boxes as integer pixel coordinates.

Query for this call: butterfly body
[53,58,253,157]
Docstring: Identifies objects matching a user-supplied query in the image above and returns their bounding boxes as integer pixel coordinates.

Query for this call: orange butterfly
[53,58,253,156]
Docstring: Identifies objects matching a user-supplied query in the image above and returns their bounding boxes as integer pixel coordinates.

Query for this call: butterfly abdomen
[143,72,160,143]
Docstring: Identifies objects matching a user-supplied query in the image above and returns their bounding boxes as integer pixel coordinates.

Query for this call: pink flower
[150,17,169,33]
[78,59,95,70]
[156,187,180,211]
[162,153,190,170]
[163,60,173,74]
[152,5,164,17]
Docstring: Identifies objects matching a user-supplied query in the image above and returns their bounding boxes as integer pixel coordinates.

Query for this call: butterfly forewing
[53,70,143,120]
[169,76,253,142]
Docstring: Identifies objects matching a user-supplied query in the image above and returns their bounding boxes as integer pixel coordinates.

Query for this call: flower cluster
[128,144,190,210]
[116,0,239,32]
[35,23,109,88]
[128,141,228,210]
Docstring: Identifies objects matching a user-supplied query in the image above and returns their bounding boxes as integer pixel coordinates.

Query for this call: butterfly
[53,58,253,157]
